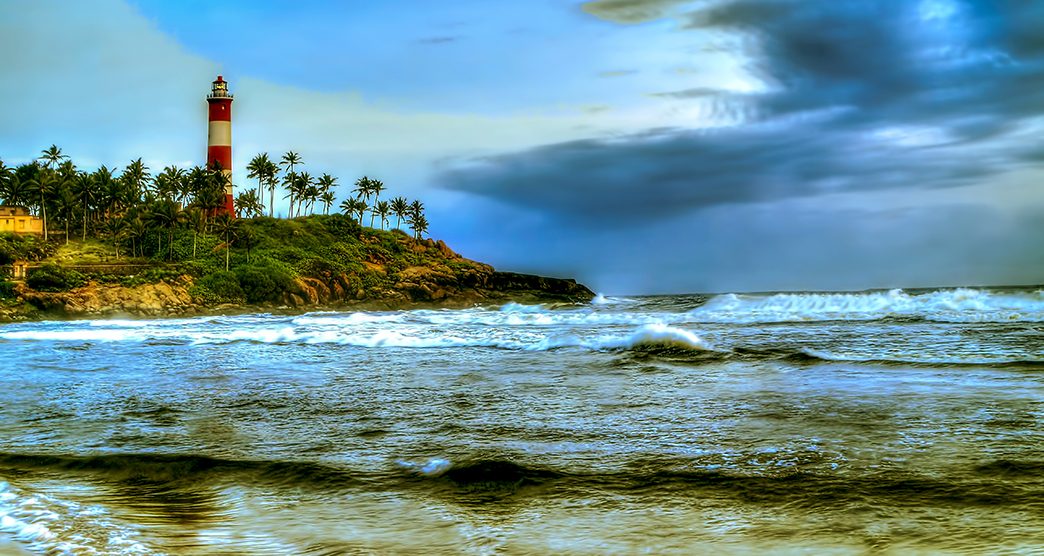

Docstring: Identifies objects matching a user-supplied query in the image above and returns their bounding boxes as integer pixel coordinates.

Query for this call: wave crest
[693,288,1044,323]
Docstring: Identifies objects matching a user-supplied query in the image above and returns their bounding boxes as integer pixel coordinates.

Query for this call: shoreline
[0,272,595,325]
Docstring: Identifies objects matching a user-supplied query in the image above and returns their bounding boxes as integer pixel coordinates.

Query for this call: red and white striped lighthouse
[206,75,235,216]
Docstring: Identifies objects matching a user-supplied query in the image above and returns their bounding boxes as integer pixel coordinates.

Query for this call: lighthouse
[206,75,235,216]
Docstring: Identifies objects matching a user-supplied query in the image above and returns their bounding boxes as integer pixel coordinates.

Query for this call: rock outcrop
[11,261,592,320]
[16,276,199,318]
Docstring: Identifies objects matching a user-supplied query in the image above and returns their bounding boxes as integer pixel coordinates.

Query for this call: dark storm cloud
[684,0,1044,134]
[442,121,993,224]
[440,1,1044,225]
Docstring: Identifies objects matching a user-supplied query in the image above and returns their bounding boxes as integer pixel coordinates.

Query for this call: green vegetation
[26,264,85,292]
[0,233,53,265]
[0,146,440,300]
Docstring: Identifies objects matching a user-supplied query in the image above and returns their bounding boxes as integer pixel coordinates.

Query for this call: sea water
[0,287,1041,554]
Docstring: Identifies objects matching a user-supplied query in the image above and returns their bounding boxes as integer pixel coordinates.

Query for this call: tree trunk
[41,193,48,242]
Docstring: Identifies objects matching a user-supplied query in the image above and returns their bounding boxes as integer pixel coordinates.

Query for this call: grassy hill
[1,215,592,319]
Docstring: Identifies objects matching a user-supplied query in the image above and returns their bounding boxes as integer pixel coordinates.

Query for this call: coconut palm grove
[0,144,431,303]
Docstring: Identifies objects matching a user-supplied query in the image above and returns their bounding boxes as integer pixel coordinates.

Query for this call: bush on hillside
[26,264,86,292]
[0,280,15,299]
[192,271,243,304]
[235,260,294,303]
[0,233,52,264]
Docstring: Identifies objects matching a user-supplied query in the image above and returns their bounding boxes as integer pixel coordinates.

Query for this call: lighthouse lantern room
[206,75,235,216]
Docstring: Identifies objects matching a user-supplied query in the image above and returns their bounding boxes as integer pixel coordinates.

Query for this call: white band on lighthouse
[208,121,232,146]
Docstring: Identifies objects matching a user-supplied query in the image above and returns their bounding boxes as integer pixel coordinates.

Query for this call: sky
[0,0,1041,294]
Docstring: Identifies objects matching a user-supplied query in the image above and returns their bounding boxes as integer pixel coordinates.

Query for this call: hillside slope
[1,215,593,320]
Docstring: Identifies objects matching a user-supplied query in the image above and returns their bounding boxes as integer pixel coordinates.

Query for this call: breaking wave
[692,288,1044,323]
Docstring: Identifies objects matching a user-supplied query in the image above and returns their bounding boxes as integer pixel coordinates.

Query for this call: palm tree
[36,146,67,241]
[280,151,302,218]
[1,172,30,207]
[72,172,95,241]
[352,176,372,201]
[316,174,336,214]
[235,189,263,218]
[212,213,238,271]
[103,216,126,260]
[123,213,146,258]
[320,191,336,215]
[246,153,272,211]
[265,160,280,217]
[368,178,385,228]
[409,199,425,221]
[184,206,206,259]
[0,159,11,203]
[26,167,55,241]
[154,166,185,203]
[96,165,126,218]
[340,198,367,224]
[280,151,302,176]
[390,196,409,230]
[375,200,391,230]
[122,158,151,204]
[286,171,312,217]
[146,199,181,261]
[409,213,429,240]
[39,144,67,170]
[407,199,427,240]
[53,170,77,245]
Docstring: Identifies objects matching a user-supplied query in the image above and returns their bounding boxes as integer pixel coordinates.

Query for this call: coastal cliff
[2,221,593,320]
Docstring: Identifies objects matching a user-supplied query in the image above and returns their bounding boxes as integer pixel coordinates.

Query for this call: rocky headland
[3,236,593,321]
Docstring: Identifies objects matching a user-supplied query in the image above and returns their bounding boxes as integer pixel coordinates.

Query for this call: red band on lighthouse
[208,100,232,122]
[206,75,235,216]
[207,145,232,171]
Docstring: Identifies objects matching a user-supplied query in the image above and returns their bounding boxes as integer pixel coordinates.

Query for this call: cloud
[442,0,1044,225]
[581,0,697,24]
[415,36,459,45]
[682,0,1044,135]
[440,119,1004,226]
[598,69,640,78]
[434,0,1044,290]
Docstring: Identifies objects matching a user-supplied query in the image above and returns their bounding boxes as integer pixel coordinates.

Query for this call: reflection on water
[0,290,1042,554]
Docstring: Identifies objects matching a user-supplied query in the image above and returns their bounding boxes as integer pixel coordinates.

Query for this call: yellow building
[0,206,44,235]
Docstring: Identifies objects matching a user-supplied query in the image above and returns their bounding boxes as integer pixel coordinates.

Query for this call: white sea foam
[499,302,547,313]
[397,458,453,477]
[592,293,638,306]
[181,322,707,353]
[0,481,152,555]
[0,329,153,342]
[691,288,1044,323]
[583,323,708,352]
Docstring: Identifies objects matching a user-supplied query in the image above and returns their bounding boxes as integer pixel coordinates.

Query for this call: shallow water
[0,287,1042,554]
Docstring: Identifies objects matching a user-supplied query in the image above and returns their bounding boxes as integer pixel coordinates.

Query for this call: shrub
[319,213,361,238]
[0,280,15,299]
[235,267,275,303]
[295,257,345,278]
[193,271,244,303]
[26,264,86,292]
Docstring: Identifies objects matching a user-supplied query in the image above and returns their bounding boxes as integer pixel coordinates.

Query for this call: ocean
[0,287,1041,555]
